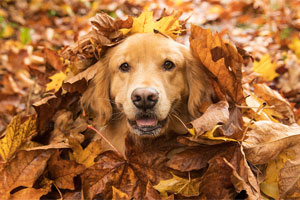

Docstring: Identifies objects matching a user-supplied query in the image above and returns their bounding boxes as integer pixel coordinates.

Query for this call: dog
[81,32,215,154]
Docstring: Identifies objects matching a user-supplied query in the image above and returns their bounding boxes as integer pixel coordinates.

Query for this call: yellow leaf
[288,38,300,58]
[2,24,14,38]
[154,173,201,197]
[69,138,102,167]
[260,152,293,199]
[46,72,66,92]
[253,54,279,81]
[201,125,237,142]
[112,186,129,200]
[0,116,37,161]
[120,11,182,39]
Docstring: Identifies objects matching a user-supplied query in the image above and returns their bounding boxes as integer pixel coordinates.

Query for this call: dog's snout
[131,87,159,109]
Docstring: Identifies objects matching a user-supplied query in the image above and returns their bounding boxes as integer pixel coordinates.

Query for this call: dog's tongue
[136,118,157,126]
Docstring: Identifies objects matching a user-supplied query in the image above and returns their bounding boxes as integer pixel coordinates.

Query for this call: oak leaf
[0,116,37,161]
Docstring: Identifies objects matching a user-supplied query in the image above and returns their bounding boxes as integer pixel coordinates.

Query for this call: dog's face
[108,33,189,136]
[82,33,213,137]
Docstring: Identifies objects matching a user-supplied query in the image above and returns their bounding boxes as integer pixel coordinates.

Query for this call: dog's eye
[163,60,175,71]
[119,63,130,72]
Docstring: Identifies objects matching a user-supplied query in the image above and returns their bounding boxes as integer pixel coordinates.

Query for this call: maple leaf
[0,115,37,161]
[48,151,85,190]
[46,71,67,92]
[69,138,102,168]
[82,136,177,199]
[120,11,183,39]
[0,150,54,197]
[253,54,279,81]
[154,173,201,197]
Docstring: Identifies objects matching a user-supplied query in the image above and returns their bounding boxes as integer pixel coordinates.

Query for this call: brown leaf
[9,187,50,200]
[82,135,175,199]
[62,62,98,94]
[89,12,118,33]
[190,25,244,104]
[190,100,229,135]
[243,121,300,165]
[253,83,295,124]
[48,151,85,190]
[44,48,65,71]
[279,159,300,198]
[0,150,53,197]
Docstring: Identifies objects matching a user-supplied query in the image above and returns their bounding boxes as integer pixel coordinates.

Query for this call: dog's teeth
[136,118,157,126]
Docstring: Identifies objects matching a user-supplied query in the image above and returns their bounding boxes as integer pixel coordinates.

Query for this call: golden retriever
[82,33,214,154]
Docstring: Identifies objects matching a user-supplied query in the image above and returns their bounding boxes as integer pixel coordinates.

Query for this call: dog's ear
[184,48,215,119]
[81,61,112,126]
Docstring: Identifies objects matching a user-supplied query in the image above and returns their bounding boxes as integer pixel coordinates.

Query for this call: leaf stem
[88,125,125,159]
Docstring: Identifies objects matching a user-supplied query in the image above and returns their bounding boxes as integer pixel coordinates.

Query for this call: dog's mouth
[128,112,167,136]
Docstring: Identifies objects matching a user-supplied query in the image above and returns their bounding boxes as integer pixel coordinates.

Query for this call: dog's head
[82,33,214,137]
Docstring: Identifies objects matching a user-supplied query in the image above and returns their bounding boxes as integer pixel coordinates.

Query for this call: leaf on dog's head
[190,25,244,105]
[0,115,37,162]
[120,11,183,39]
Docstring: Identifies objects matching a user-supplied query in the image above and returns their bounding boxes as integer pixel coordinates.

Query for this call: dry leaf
[189,100,229,135]
[243,121,300,165]
[154,173,201,197]
[9,187,50,200]
[190,24,244,104]
[48,151,85,190]
[0,116,37,161]
[253,83,295,124]
[120,11,183,39]
[69,139,102,167]
[63,62,98,94]
[0,150,53,197]
[46,72,67,92]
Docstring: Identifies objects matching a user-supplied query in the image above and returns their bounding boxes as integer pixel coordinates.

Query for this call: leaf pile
[1,0,300,199]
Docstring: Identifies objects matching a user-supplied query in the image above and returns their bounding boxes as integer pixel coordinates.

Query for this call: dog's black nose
[131,87,159,109]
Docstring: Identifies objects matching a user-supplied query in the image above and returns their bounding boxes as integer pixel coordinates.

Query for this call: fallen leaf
[0,150,53,197]
[69,139,102,168]
[48,151,85,190]
[243,121,300,165]
[62,62,98,94]
[154,173,201,197]
[190,24,244,104]
[46,72,67,92]
[288,38,300,58]
[44,48,65,71]
[0,116,37,161]
[9,187,50,200]
[253,83,295,124]
[189,100,229,136]
[253,54,279,81]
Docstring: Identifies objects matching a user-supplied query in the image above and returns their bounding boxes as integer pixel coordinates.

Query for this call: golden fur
[82,33,214,154]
